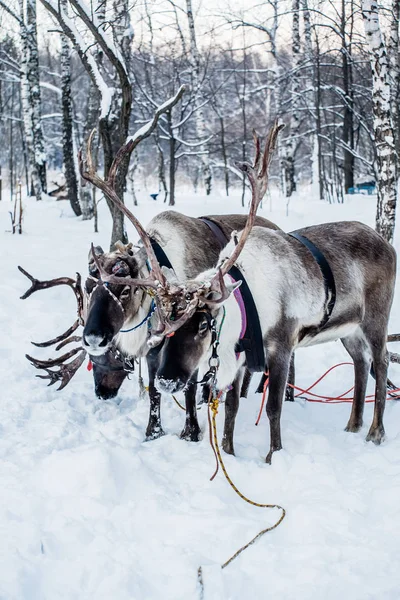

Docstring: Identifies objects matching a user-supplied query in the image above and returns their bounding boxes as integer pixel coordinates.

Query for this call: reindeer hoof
[366,425,385,445]
[345,420,363,433]
[265,445,282,464]
[222,437,235,456]
[145,426,165,441]
[180,424,201,442]
[285,386,294,402]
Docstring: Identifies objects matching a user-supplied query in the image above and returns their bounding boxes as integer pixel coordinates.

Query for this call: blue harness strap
[120,300,156,333]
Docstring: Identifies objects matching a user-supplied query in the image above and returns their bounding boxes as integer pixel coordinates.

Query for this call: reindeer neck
[211,293,245,390]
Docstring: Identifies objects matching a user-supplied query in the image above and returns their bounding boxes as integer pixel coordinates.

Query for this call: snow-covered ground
[1,188,400,600]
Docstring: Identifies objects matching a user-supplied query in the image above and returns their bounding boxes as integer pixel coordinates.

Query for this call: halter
[86,275,125,315]
[86,274,155,334]
[120,299,156,333]
[196,307,226,386]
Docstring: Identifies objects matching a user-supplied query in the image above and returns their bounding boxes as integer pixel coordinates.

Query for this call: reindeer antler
[19,265,87,388]
[149,121,283,338]
[26,350,87,391]
[79,86,186,291]
[18,266,84,336]
[218,121,283,279]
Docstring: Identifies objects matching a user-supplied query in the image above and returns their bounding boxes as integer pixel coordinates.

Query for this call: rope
[208,394,286,570]
[171,394,186,411]
[255,363,400,424]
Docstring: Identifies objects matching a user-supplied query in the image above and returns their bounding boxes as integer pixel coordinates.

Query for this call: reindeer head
[154,271,241,392]
[82,242,150,356]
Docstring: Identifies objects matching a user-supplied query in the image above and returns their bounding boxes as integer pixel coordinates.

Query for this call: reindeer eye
[120,286,131,299]
[199,320,208,334]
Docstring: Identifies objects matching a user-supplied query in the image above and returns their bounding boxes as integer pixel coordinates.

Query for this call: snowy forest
[0,0,399,245]
[1,1,400,599]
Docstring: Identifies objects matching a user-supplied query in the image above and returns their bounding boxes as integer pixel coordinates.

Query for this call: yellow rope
[171,394,186,411]
[209,396,286,569]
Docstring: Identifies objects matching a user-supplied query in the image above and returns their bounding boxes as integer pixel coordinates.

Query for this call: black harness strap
[150,237,174,270]
[229,265,265,372]
[199,216,265,373]
[199,216,230,249]
[288,231,336,329]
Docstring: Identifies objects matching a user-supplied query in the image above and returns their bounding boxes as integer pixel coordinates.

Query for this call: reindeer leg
[366,338,388,444]
[265,349,291,464]
[180,372,201,442]
[222,370,243,455]
[285,353,295,402]
[240,368,252,398]
[341,331,371,433]
[145,346,164,440]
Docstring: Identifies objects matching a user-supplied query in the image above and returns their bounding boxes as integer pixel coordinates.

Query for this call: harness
[90,346,136,373]
[288,231,336,330]
[199,217,265,373]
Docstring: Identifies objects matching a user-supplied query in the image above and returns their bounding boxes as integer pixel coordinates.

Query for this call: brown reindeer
[78,130,292,442]
[92,122,396,464]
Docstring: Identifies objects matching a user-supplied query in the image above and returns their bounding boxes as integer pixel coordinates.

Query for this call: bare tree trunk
[220,115,229,196]
[168,111,176,206]
[388,0,400,157]
[342,0,355,193]
[362,0,398,242]
[302,0,317,191]
[80,85,98,220]
[283,0,300,198]
[156,139,168,203]
[23,0,47,197]
[60,16,81,216]
[185,0,212,195]
[19,0,40,200]
[315,35,325,201]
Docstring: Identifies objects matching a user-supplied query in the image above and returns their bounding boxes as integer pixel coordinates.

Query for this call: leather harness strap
[198,216,230,249]
[150,237,174,270]
[288,231,336,329]
[199,216,266,373]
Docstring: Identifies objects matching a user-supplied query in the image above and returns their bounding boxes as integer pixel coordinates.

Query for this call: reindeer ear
[88,245,104,263]
[161,266,178,284]
[204,279,242,305]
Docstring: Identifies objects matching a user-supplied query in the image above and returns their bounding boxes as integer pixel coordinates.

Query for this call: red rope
[256,362,400,423]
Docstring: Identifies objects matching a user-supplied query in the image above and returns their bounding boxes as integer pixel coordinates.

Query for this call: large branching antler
[79,86,186,290]
[213,121,283,285]
[26,350,87,391]
[18,265,87,389]
[149,121,283,339]
[18,266,85,345]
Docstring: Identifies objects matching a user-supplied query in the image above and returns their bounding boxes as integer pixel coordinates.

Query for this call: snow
[1,188,400,599]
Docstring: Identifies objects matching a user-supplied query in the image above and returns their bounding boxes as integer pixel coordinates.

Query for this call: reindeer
[81,211,280,442]
[32,129,288,444]
[92,122,396,464]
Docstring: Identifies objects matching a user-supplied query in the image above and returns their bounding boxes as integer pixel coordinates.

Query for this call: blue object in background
[348,181,376,195]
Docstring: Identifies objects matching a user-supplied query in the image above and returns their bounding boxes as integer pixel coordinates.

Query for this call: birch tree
[60,1,81,216]
[362,0,397,242]
[185,0,212,195]
[282,0,301,197]
[0,0,48,199]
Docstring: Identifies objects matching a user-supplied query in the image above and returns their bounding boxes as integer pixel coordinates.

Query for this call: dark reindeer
[79,131,283,442]
[138,123,396,464]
